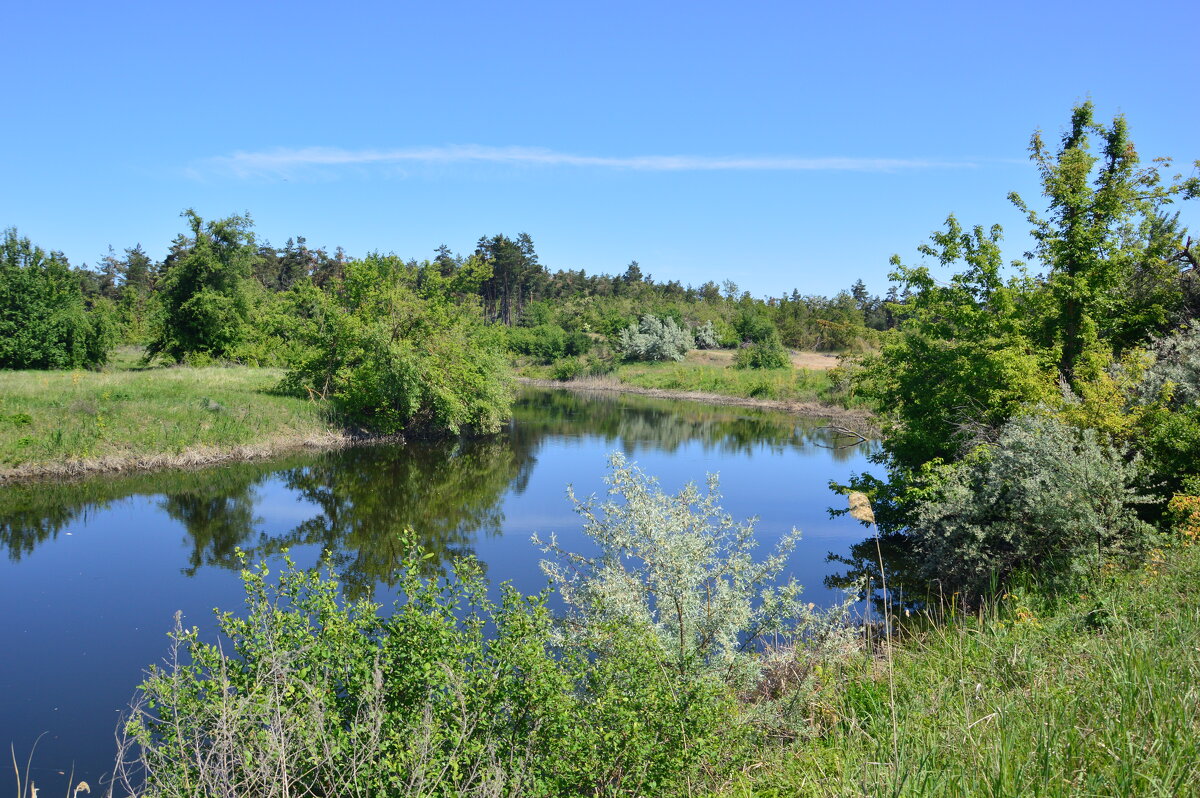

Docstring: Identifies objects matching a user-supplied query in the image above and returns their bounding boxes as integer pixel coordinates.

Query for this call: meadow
[0,348,340,479]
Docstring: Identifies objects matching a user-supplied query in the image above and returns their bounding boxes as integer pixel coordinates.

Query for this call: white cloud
[200,144,976,179]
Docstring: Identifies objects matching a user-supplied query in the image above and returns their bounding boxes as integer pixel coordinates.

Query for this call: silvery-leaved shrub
[911,414,1153,598]
[613,314,694,361]
[694,319,720,349]
[534,453,856,697]
[1139,320,1200,407]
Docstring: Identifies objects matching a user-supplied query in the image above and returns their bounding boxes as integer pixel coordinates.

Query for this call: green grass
[727,546,1200,797]
[0,349,335,472]
[521,357,862,407]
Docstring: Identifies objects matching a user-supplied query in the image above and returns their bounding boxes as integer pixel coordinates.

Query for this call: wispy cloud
[199,144,976,179]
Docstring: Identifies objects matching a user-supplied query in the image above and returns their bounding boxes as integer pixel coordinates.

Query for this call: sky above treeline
[4,0,1198,298]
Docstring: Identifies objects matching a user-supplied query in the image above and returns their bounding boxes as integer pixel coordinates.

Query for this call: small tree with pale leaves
[534,452,855,694]
[613,315,693,361]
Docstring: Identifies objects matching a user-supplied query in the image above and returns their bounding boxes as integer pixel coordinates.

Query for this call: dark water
[0,387,876,791]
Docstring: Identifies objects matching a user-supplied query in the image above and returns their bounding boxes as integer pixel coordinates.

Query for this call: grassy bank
[519,349,862,408]
[0,351,341,480]
[729,544,1200,797]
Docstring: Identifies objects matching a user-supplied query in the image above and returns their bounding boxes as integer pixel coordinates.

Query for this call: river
[0,387,876,792]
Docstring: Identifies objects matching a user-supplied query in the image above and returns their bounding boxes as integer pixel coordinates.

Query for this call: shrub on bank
[280,260,512,435]
[613,314,694,361]
[121,456,856,796]
[0,228,117,369]
[911,414,1153,597]
[735,334,790,369]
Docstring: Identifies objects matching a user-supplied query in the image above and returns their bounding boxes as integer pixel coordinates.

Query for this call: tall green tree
[860,216,1054,469]
[1010,101,1199,386]
[0,228,115,369]
[147,210,258,362]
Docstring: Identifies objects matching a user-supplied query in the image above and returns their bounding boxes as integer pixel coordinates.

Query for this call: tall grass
[731,545,1200,797]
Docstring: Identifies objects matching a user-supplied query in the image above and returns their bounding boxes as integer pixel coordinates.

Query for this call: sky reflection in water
[0,387,876,791]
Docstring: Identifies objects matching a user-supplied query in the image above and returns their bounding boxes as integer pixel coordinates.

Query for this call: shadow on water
[511,387,871,460]
[0,436,538,598]
[824,531,927,619]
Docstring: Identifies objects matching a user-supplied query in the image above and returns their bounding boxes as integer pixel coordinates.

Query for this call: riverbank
[728,542,1200,796]
[0,362,351,483]
[519,374,878,436]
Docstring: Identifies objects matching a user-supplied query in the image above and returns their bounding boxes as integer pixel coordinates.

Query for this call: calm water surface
[0,387,876,790]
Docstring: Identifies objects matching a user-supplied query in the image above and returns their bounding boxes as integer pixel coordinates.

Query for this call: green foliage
[280,256,512,435]
[550,355,586,381]
[734,308,777,344]
[1010,101,1200,383]
[734,334,790,369]
[1139,320,1200,407]
[0,228,115,369]
[910,414,1153,597]
[123,544,753,795]
[506,323,591,364]
[613,314,694,362]
[147,210,259,362]
[859,216,1056,469]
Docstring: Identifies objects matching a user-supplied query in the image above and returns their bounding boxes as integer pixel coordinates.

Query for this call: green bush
[121,550,748,796]
[279,259,512,435]
[122,456,859,796]
[147,210,259,363]
[734,309,778,344]
[506,323,591,364]
[910,414,1153,598]
[550,355,586,381]
[735,334,790,369]
[0,228,115,369]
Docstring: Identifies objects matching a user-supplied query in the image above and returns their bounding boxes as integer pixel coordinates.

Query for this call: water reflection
[824,531,926,618]
[0,387,882,793]
[257,436,537,597]
[512,388,870,460]
[0,388,878,587]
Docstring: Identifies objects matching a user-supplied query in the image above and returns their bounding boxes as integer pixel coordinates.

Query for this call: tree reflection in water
[0,387,877,597]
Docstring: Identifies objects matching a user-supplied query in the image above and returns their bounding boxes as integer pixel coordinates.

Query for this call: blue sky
[3,0,1197,298]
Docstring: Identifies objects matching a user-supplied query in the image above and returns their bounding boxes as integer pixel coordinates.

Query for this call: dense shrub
[735,334,790,369]
[910,414,1153,597]
[535,453,856,698]
[613,314,694,361]
[0,228,116,369]
[734,310,778,344]
[147,211,259,363]
[280,259,512,435]
[1139,320,1200,407]
[694,319,720,349]
[507,323,591,364]
[550,355,586,381]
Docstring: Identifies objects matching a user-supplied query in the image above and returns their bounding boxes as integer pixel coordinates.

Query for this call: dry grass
[686,349,842,370]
